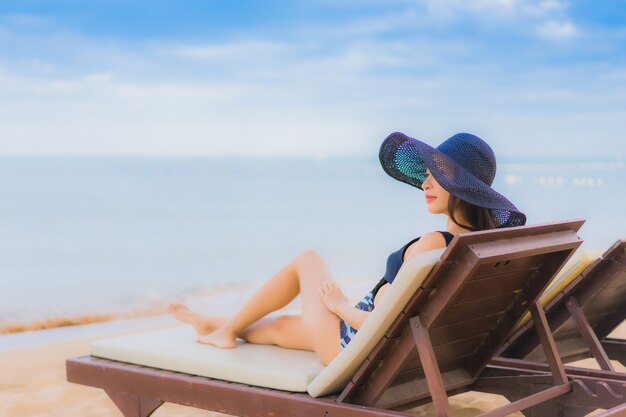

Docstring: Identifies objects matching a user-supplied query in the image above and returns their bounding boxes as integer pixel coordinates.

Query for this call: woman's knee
[293,249,323,268]
[270,316,307,348]
[316,340,341,365]
[270,315,293,336]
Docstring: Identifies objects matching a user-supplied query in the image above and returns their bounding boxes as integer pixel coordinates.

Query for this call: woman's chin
[425,206,443,215]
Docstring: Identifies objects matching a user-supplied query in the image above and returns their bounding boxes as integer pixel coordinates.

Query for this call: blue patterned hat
[379,132,526,228]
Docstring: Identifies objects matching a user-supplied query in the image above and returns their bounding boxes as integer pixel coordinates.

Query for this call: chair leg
[565,297,615,371]
[105,390,163,417]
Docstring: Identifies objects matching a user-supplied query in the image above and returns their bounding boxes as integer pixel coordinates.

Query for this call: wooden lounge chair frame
[496,239,626,377]
[66,220,626,416]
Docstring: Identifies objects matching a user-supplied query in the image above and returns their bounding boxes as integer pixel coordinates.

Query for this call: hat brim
[379,132,526,228]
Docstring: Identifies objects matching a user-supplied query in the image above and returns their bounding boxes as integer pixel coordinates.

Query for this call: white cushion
[91,326,324,392]
[90,248,444,395]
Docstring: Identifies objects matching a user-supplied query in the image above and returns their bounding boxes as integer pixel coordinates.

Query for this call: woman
[168,131,526,365]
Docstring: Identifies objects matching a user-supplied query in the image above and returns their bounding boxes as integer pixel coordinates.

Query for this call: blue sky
[0,0,625,158]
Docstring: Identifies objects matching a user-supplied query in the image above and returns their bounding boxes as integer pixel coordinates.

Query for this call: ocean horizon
[1,155,625,331]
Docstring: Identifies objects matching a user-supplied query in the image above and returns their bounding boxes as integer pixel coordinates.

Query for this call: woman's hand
[319,280,349,314]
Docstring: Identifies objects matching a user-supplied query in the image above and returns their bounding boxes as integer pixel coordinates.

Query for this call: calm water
[1,156,625,325]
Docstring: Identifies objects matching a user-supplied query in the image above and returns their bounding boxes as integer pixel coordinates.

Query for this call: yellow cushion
[514,250,603,331]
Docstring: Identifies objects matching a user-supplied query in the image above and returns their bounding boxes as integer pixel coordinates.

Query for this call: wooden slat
[422,245,579,332]
[469,255,544,281]
[580,305,622,322]
[468,249,578,377]
[430,315,499,346]
[604,278,626,290]
[453,269,533,303]
[434,293,513,325]
[433,335,486,364]
[582,292,626,314]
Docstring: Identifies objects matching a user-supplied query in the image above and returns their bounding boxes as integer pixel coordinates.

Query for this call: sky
[0,0,625,158]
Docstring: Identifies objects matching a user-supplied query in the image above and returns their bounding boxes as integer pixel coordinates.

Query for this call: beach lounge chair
[66,220,626,416]
[494,239,626,379]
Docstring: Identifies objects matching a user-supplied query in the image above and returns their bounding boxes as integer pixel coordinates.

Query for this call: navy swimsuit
[339,231,454,349]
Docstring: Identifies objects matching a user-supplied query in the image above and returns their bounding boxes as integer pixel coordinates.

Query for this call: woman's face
[423,169,451,215]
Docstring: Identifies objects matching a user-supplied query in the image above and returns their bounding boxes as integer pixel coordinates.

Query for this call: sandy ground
[1,318,624,417]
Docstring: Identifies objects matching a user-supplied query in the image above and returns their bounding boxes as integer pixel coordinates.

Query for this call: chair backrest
[338,219,584,410]
[502,239,626,362]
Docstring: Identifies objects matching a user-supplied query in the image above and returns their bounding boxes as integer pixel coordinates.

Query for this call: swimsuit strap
[438,230,454,246]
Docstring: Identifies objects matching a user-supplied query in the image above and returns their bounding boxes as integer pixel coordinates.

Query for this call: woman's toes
[167,303,189,314]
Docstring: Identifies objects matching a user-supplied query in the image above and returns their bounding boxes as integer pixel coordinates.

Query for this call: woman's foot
[167,303,216,336]
[197,326,238,349]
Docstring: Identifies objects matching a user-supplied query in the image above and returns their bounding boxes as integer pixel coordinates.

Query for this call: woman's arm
[333,302,370,331]
[320,231,447,330]
[319,281,370,331]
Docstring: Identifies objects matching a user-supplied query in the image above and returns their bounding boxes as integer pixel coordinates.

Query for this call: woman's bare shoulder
[403,231,447,262]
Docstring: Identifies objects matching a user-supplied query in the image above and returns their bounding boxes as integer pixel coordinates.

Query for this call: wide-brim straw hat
[379,132,526,228]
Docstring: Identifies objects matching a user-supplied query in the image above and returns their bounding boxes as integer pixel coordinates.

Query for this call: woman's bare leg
[198,250,342,364]
[196,253,302,348]
[168,305,314,350]
[239,315,313,351]
[168,305,317,350]
[167,303,228,336]
[293,251,342,364]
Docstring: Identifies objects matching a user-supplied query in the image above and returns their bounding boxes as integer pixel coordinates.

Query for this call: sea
[1,155,625,331]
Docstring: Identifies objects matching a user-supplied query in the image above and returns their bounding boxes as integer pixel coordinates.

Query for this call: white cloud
[522,0,566,16]
[84,72,113,83]
[417,0,566,18]
[0,7,623,158]
[0,13,53,29]
[300,10,418,38]
[414,0,575,39]
[535,20,579,39]
[1,53,623,159]
[173,41,289,60]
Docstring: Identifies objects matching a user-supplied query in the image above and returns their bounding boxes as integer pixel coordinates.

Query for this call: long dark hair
[448,195,496,231]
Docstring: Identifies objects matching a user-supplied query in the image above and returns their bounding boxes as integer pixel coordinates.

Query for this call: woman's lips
[425,195,436,203]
